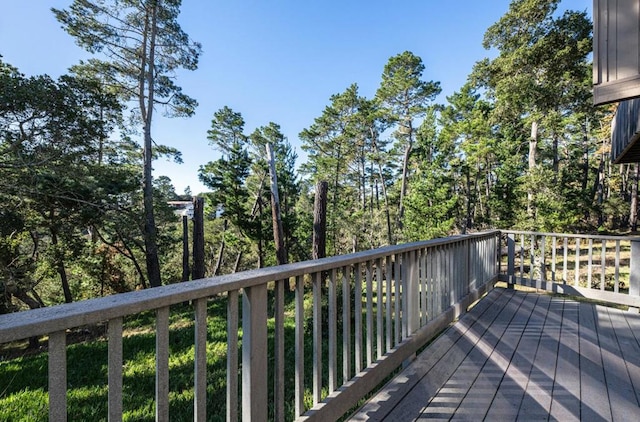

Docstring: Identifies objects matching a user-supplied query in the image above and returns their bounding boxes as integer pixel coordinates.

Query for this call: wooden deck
[350,287,640,421]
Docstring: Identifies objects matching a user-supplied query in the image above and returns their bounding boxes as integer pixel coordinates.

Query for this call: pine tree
[54,0,201,287]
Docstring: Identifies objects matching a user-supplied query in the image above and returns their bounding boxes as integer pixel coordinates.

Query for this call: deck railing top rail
[501,229,640,310]
[0,231,500,344]
[503,229,640,242]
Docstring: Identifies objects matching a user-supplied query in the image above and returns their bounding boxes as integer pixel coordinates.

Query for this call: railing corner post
[507,233,515,290]
[630,239,640,312]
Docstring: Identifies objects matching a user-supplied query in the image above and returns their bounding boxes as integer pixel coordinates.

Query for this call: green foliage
[52,0,201,119]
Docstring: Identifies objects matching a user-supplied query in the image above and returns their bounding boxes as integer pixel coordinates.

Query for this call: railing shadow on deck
[1,229,639,421]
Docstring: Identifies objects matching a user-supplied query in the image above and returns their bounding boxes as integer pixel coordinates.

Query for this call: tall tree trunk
[606,157,612,201]
[182,215,190,281]
[332,146,342,255]
[257,196,264,268]
[249,173,267,269]
[267,144,287,265]
[397,141,412,230]
[233,251,243,272]
[12,287,41,348]
[485,159,492,222]
[581,128,589,192]
[630,163,639,231]
[361,152,367,241]
[594,157,605,227]
[50,225,72,303]
[370,129,393,245]
[313,181,328,260]
[369,160,375,247]
[552,134,559,183]
[464,167,472,233]
[141,4,161,287]
[213,219,227,276]
[192,196,205,279]
[527,120,538,218]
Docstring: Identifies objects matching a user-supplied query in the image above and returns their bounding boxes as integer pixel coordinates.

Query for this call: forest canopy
[0,0,631,315]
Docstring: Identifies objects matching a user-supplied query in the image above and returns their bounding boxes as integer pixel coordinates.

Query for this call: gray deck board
[594,304,640,422]
[609,307,640,406]
[349,288,640,422]
[483,292,543,421]
[442,290,527,420]
[578,300,611,421]
[549,299,580,421]
[378,289,513,421]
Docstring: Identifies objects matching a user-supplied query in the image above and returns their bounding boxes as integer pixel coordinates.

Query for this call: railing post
[507,233,515,289]
[465,237,471,293]
[49,330,67,422]
[406,250,419,335]
[630,239,640,312]
[403,250,419,368]
[540,235,547,291]
[242,284,268,422]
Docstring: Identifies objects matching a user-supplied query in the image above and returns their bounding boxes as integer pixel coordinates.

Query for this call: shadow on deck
[351,287,640,421]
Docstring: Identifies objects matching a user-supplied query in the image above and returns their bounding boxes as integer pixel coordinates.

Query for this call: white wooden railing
[500,230,640,308]
[0,231,500,421]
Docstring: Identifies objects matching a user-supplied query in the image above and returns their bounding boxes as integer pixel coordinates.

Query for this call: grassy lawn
[0,278,393,422]
[1,298,234,421]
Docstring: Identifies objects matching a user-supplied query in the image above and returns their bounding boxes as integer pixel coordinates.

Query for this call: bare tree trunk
[141,4,162,288]
[192,196,205,279]
[595,157,605,227]
[397,141,412,230]
[464,166,471,233]
[257,197,264,268]
[267,144,287,265]
[527,120,538,218]
[361,152,367,241]
[552,134,559,182]
[370,129,393,245]
[313,181,328,260]
[50,222,72,303]
[182,215,190,281]
[630,164,639,231]
[369,160,375,247]
[233,251,243,272]
[213,219,227,276]
[581,127,589,192]
[12,287,41,348]
[250,173,267,268]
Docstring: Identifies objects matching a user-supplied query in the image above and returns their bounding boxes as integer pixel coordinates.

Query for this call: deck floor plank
[594,305,640,422]
[516,296,562,420]
[578,300,612,421]
[379,289,513,421]
[350,288,640,422]
[612,308,640,406]
[437,290,528,420]
[481,292,543,421]
[349,289,509,421]
[549,299,581,422]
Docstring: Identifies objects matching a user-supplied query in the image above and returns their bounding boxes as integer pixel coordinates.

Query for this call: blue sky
[1,0,590,194]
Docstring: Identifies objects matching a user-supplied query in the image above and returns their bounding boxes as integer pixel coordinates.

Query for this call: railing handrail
[501,229,640,309]
[0,230,500,344]
[503,229,640,242]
